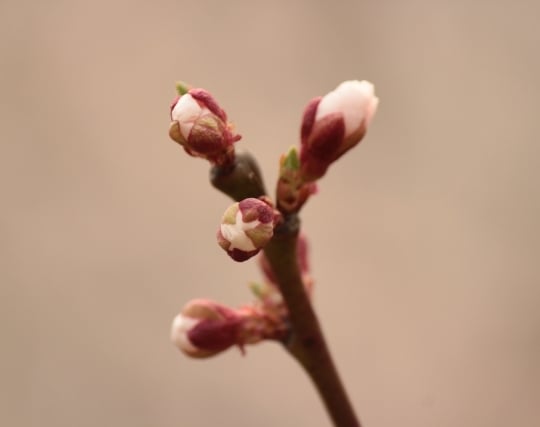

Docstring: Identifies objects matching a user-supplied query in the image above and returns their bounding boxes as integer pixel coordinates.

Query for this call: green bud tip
[282,146,300,171]
[249,282,266,300]
[175,81,191,96]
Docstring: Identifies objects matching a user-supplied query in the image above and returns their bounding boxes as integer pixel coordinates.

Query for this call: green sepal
[175,81,190,96]
[281,146,300,171]
[249,282,266,300]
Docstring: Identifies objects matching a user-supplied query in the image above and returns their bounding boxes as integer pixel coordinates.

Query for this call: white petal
[364,95,379,127]
[171,94,202,139]
[219,211,259,252]
[316,80,376,137]
[170,314,199,353]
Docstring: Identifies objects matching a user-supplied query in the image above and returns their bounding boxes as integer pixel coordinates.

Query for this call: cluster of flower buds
[217,197,280,262]
[168,79,377,361]
[171,296,287,358]
[169,83,241,165]
[299,80,379,182]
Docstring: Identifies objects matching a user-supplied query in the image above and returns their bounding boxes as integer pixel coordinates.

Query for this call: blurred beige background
[2,0,539,426]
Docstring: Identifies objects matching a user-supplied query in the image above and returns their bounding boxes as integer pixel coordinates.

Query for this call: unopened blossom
[171,299,287,358]
[217,198,277,262]
[170,299,242,358]
[169,87,241,165]
[300,80,379,181]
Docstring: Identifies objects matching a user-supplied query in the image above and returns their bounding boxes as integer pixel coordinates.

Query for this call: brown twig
[263,215,361,427]
[212,152,361,427]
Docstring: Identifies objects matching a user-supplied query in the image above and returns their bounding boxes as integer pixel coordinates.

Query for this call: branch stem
[263,215,361,427]
[211,151,361,427]
[210,150,267,201]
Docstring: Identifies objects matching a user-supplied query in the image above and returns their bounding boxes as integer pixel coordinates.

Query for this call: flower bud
[217,198,277,262]
[300,80,379,181]
[169,87,241,165]
[170,299,242,358]
[171,299,287,358]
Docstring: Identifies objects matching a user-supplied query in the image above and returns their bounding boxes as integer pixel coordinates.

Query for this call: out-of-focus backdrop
[2,0,539,426]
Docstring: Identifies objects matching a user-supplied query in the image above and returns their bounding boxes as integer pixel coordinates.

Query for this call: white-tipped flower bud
[171,298,287,359]
[299,80,379,181]
[170,299,241,358]
[169,87,241,165]
[217,198,277,262]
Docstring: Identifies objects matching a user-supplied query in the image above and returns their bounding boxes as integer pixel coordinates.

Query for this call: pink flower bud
[170,299,242,358]
[171,299,287,358]
[300,80,379,181]
[217,198,277,262]
[169,88,241,165]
